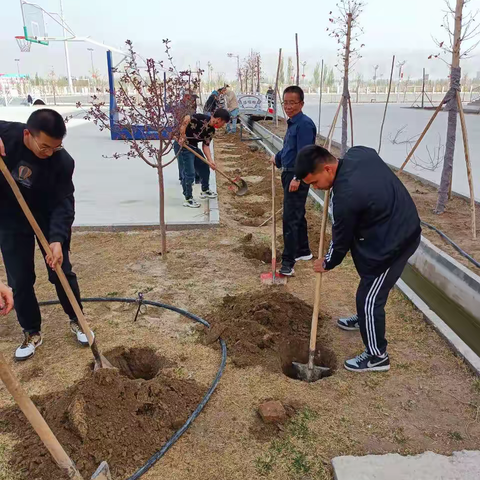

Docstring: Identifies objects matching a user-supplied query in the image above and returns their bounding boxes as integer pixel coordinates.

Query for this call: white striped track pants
[355,236,421,356]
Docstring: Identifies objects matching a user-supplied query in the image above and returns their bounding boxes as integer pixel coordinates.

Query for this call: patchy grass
[255,409,330,480]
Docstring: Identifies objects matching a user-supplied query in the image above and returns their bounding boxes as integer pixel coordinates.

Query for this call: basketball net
[15,36,32,53]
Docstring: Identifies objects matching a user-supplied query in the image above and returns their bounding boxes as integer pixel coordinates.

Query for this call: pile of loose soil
[2,347,205,480]
[203,290,337,372]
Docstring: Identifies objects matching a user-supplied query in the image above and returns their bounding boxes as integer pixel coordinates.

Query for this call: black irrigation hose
[38,296,227,480]
[420,221,480,269]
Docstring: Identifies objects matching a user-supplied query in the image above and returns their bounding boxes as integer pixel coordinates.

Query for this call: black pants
[0,230,82,334]
[356,236,421,355]
[281,171,311,268]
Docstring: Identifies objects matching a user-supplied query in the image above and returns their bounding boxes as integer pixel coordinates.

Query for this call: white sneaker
[15,333,43,361]
[70,321,93,346]
[295,253,313,261]
[200,190,218,199]
[183,198,201,208]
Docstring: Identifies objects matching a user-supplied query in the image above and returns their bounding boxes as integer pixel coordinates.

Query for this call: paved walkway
[332,451,480,480]
[0,106,219,228]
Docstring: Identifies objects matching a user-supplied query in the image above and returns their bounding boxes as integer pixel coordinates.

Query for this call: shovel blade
[91,461,112,480]
[233,178,248,196]
[260,272,287,285]
[291,361,331,383]
[93,355,116,371]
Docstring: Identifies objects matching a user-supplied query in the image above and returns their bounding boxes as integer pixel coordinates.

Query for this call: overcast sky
[1,0,480,82]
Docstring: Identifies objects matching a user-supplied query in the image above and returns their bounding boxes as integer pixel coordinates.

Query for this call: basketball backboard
[20,1,49,45]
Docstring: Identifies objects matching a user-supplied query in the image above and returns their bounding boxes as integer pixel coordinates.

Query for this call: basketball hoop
[15,36,32,53]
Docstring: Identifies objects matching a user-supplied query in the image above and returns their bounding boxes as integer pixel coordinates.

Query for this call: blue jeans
[174,142,210,199]
[226,108,239,133]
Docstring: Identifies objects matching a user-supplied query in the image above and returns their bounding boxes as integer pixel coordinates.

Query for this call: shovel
[0,155,113,371]
[182,144,248,196]
[0,352,112,479]
[260,163,286,285]
[292,188,332,382]
[291,107,341,383]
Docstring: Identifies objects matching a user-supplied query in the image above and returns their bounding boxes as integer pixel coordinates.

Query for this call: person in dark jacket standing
[270,86,317,276]
[0,109,91,361]
[204,87,226,114]
[295,145,421,372]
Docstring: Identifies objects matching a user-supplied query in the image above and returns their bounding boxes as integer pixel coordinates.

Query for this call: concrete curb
[396,279,480,375]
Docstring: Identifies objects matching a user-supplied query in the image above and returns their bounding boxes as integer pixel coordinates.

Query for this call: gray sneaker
[337,314,360,331]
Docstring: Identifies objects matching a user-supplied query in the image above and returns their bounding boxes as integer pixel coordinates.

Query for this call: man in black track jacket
[0,109,91,361]
[295,144,421,372]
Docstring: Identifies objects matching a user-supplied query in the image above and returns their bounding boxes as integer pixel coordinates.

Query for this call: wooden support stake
[378,55,395,154]
[348,95,354,148]
[274,48,282,127]
[295,33,300,86]
[456,91,477,239]
[397,98,445,173]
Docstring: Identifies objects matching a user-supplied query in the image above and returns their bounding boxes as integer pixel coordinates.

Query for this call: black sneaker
[344,350,390,372]
[337,314,360,331]
[200,189,218,199]
[279,265,295,276]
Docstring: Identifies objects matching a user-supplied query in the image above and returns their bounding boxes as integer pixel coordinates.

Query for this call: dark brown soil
[2,347,205,480]
[203,290,337,372]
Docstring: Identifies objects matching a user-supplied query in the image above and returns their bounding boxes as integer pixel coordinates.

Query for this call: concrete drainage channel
[241,115,480,375]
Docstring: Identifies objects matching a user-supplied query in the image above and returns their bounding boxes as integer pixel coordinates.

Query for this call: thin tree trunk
[274,48,282,127]
[341,13,353,157]
[435,0,463,214]
[257,55,260,93]
[379,55,395,154]
[157,152,167,257]
[295,33,300,86]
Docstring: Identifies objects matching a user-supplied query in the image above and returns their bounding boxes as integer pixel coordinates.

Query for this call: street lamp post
[301,61,307,86]
[87,48,95,93]
[14,59,22,96]
[373,64,379,98]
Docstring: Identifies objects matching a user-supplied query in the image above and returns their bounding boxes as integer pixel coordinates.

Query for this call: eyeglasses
[31,134,63,154]
[281,101,302,107]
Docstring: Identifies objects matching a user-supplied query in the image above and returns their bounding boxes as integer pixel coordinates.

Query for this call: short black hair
[295,145,336,180]
[283,85,304,102]
[26,109,66,139]
[213,108,231,122]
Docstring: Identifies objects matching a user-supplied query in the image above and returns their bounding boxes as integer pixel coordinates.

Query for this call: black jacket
[0,121,75,245]
[324,146,421,276]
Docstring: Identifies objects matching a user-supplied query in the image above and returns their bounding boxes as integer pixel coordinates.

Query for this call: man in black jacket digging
[0,109,90,361]
[295,145,421,372]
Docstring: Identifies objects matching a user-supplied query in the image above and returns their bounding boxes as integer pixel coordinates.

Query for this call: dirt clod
[2,347,205,480]
[258,400,287,424]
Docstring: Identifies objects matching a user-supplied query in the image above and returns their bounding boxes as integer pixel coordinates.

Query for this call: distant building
[476,71,480,81]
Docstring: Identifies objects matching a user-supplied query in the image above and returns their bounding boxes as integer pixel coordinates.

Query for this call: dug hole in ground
[0,130,479,480]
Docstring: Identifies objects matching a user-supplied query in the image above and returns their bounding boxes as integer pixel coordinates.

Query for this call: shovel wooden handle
[271,163,277,279]
[182,144,241,189]
[0,352,84,479]
[307,189,330,374]
[0,155,105,368]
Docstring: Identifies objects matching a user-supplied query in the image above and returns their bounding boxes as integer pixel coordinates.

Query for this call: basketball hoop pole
[59,0,73,94]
